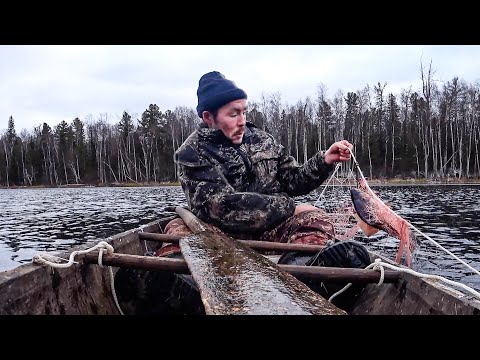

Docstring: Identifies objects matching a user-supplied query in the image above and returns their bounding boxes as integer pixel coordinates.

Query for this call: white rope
[30,253,79,265]
[349,151,480,277]
[108,267,123,315]
[328,283,352,302]
[32,241,124,315]
[328,259,386,302]
[367,258,480,299]
[371,259,385,285]
[98,248,105,266]
[32,241,114,268]
[328,257,480,303]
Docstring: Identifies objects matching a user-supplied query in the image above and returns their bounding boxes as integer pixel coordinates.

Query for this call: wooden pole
[84,253,190,273]
[84,252,400,284]
[139,232,325,253]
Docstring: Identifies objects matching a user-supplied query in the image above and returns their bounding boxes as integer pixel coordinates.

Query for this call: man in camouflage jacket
[173,71,353,240]
[176,121,338,236]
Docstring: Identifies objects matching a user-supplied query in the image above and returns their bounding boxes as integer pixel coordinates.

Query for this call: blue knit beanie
[196,71,247,118]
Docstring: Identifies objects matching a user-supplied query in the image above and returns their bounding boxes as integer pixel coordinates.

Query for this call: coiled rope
[33,241,124,315]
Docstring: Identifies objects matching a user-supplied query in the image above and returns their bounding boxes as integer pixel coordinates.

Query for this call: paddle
[173,207,346,315]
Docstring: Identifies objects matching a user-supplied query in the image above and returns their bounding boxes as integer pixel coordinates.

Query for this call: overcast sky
[1,45,479,133]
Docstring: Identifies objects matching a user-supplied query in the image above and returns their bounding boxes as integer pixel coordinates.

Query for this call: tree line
[1,66,479,187]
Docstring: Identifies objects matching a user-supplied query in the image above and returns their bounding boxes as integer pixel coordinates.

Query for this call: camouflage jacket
[174,122,334,236]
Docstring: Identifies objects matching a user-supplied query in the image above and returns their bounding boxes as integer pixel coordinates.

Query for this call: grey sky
[1,45,479,133]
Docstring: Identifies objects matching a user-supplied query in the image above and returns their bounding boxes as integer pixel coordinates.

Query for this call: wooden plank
[171,206,344,314]
[179,230,346,315]
[170,206,344,315]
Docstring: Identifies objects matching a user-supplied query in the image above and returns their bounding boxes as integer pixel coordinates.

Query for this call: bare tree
[420,58,437,179]
[315,83,328,153]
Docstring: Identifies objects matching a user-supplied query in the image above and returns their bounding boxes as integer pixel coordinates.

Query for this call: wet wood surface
[179,230,346,315]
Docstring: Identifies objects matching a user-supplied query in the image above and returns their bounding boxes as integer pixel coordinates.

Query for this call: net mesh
[312,156,480,292]
[314,160,418,267]
[314,164,359,241]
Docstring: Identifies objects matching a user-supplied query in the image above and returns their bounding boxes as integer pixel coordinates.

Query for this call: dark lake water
[1,185,480,292]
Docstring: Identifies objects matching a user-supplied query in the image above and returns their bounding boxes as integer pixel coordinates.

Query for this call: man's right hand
[294,204,321,215]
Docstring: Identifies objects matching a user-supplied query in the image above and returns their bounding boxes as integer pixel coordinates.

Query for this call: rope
[33,241,114,268]
[328,283,352,302]
[32,241,124,315]
[108,267,123,315]
[328,258,386,302]
[328,257,480,303]
[367,258,480,299]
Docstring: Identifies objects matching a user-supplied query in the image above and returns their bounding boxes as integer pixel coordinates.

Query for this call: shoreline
[1,179,480,189]
[0,182,181,189]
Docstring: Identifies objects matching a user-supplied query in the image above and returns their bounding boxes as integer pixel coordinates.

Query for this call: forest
[1,65,479,187]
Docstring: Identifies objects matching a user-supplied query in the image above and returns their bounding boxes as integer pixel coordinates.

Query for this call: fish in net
[314,159,417,267]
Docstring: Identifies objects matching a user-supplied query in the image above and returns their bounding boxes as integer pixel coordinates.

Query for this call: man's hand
[324,140,353,165]
[294,203,321,215]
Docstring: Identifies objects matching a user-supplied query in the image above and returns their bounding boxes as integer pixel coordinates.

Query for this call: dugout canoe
[0,213,479,315]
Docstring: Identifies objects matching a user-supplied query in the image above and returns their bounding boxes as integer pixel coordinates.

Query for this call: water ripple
[1,185,479,291]
[0,186,187,270]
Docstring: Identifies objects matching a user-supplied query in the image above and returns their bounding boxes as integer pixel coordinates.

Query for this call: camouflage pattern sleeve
[276,145,335,196]
[179,165,296,235]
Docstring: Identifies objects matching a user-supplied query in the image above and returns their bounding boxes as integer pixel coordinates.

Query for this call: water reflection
[1,185,479,291]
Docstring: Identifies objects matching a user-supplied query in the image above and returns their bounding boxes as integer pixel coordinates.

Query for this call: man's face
[204,99,247,145]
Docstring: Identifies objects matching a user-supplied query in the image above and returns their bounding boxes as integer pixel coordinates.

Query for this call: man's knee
[164,217,193,236]
[154,217,193,257]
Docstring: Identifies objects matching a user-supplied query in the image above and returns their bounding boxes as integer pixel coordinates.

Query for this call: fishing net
[313,156,418,267]
[313,163,360,242]
[312,153,480,295]
[291,178,480,298]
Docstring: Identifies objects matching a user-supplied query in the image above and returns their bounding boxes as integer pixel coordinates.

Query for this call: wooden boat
[1,208,479,315]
